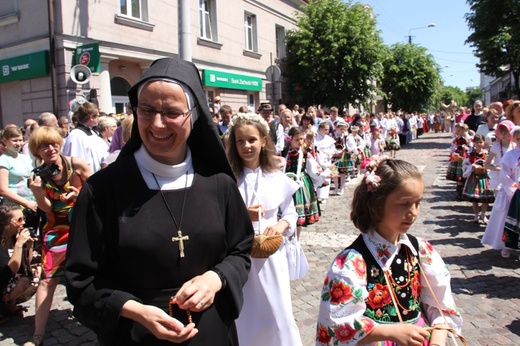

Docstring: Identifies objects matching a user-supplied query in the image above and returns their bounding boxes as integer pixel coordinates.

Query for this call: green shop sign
[0,51,49,83]
[203,69,262,91]
[75,43,100,73]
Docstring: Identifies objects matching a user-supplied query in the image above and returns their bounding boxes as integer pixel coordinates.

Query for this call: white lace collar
[362,230,418,270]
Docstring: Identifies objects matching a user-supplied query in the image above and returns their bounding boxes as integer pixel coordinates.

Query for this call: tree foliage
[438,85,468,110]
[465,0,520,97]
[465,87,484,108]
[284,0,386,107]
[380,43,441,113]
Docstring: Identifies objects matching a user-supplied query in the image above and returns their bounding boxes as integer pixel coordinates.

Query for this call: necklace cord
[152,171,189,231]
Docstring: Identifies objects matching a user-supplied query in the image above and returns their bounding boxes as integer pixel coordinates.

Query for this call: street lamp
[408,23,436,44]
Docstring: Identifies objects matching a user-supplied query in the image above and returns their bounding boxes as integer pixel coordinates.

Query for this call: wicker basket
[453,156,464,162]
[475,167,487,175]
[251,234,283,258]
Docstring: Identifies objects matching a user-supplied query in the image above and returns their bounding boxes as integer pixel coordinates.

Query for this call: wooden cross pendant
[172,230,189,258]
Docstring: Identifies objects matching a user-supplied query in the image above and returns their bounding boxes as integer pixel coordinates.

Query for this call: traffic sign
[266,82,282,100]
[265,65,281,82]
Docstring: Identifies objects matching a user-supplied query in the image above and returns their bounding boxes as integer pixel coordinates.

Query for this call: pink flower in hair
[365,171,381,191]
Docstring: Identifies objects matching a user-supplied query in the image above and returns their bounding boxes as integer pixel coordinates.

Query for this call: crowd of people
[0,100,130,345]
[5,56,520,345]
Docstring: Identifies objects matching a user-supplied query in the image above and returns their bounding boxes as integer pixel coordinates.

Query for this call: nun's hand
[122,301,198,343]
[172,271,222,312]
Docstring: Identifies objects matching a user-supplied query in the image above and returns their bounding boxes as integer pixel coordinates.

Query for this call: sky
[359,0,481,91]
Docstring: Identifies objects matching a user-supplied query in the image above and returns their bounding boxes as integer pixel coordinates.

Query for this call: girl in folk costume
[315,122,336,204]
[332,120,356,195]
[226,113,303,346]
[484,120,516,193]
[461,134,495,223]
[304,130,332,201]
[501,127,520,256]
[284,127,326,238]
[351,125,369,175]
[370,128,386,158]
[316,159,462,346]
[446,123,470,200]
[386,127,400,158]
[482,121,517,258]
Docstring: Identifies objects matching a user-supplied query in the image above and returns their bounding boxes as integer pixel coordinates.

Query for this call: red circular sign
[79,52,90,65]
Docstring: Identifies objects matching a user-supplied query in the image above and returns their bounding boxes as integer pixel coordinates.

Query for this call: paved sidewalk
[2,131,520,345]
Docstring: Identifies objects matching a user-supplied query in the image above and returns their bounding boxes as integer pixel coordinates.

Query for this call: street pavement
[2,131,520,345]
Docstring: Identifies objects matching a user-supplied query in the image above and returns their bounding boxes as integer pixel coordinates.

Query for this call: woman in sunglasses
[0,202,36,318]
[23,126,92,346]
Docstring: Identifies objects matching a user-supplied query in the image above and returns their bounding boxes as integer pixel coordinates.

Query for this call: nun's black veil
[120,57,234,180]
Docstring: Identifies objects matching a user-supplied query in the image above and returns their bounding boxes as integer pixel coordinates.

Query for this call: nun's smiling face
[136,81,192,165]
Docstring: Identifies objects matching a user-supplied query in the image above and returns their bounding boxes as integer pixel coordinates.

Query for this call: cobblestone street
[2,131,520,345]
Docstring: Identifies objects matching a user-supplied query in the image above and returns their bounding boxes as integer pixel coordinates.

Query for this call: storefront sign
[203,69,262,91]
[0,51,49,83]
[75,43,100,73]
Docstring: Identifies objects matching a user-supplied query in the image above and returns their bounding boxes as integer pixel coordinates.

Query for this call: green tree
[380,43,441,112]
[439,85,468,109]
[465,87,484,108]
[284,0,386,107]
[465,0,520,98]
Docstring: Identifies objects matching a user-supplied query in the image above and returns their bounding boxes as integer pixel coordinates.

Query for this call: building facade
[0,0,303,126]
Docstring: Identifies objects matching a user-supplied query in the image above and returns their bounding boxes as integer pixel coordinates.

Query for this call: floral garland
[227,112,270,134]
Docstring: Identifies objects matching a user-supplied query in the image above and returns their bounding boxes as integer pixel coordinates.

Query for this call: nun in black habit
[65,57,254,345]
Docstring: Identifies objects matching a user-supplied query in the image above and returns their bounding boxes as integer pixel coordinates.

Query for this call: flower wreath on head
[227,112,270,135]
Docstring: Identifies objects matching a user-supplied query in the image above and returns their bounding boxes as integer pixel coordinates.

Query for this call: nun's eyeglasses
[136,104,197,121]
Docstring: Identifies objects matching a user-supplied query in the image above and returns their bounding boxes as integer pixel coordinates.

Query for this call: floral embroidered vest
[348,235,422,323]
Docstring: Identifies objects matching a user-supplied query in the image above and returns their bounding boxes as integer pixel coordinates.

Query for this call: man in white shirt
[62,101,108,172]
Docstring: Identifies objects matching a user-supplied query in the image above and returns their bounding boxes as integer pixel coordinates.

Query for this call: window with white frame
[120,0,149,22]
[275,25,286,59]
[0,0,19,26]
[244,12,257,52]
[199,0,216,41]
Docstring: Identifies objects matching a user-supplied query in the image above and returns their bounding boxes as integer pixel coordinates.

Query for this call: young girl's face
[474,139,484,150]
[377,177,424,243]
[513,132,520,148]
[318,125,329,136]
[305,134,314,147]
[234,124,266,170]
[498,126,512,144]
[336,126,346,136]
[3,135,23,154]
[291,133,305,149]
[455,126,464,137]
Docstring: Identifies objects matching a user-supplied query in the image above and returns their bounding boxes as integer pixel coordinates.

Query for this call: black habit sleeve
[65,181,138,344]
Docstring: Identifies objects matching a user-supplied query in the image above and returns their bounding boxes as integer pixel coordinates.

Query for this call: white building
[0,0,303,126]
